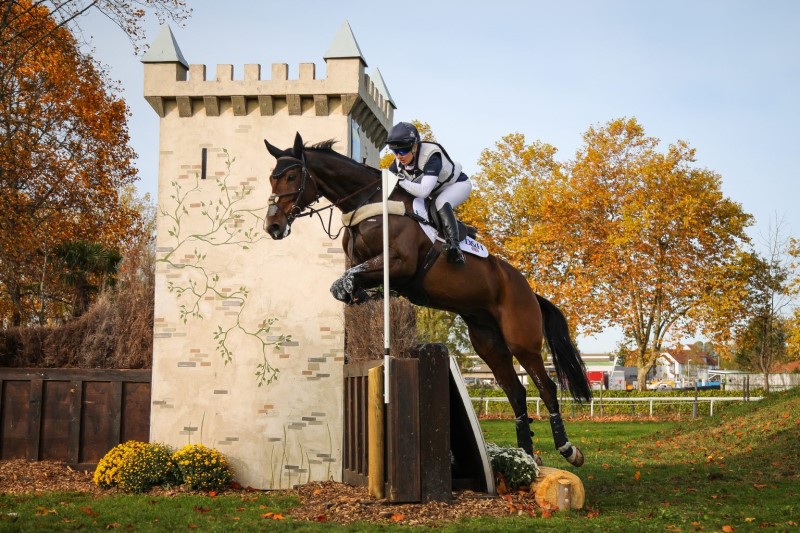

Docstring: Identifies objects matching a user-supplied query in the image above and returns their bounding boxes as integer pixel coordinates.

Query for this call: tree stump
[532,466,585,510]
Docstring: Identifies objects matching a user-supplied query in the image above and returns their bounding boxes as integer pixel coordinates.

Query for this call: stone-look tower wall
[143,25,393,489]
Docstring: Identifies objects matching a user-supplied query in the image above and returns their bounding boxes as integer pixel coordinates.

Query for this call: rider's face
[395,145,416,166]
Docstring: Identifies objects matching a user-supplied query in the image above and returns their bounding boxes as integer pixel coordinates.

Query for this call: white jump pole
[382,169,391,404]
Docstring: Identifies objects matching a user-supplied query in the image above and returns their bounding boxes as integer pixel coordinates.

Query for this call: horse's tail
[536,294,592,402]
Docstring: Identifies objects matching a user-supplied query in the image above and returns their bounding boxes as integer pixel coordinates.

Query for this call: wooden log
[532,466,585,510]
[367,365,385,499]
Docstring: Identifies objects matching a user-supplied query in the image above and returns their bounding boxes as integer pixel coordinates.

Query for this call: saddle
[340,199,478,242]
[423,201,478,242]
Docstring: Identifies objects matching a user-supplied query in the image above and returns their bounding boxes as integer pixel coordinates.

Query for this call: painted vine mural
[158,149,288,386]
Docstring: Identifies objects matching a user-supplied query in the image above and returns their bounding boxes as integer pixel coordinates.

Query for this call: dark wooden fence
[0,368,151,469]
[343,344,492,503]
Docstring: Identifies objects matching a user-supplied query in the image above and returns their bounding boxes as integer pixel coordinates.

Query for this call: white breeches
[434,180,472,210]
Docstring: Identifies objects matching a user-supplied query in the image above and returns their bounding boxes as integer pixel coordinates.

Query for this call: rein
[270,155,383,239]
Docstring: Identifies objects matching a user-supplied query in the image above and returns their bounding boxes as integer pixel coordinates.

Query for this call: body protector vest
[396,142,463,194]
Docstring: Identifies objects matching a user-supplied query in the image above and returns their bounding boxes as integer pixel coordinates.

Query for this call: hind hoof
[533,454,544,466]
[566,446,584,467]
[559,443,584,467]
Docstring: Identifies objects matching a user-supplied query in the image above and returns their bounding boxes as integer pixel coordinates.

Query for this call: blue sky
[80,1,799,352]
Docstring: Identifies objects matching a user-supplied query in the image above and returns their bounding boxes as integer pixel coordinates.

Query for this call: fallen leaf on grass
[193,506,211,514]
[391,513,405,522]
[753,484,768,489]
[260,512,285,520]
[36,508,57,516]
[634,471,641,481]
[721,525,735,532]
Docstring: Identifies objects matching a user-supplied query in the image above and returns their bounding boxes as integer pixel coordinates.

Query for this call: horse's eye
[287,174,296,182]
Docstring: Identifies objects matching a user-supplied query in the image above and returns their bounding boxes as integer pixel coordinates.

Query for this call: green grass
[1,389,798,531]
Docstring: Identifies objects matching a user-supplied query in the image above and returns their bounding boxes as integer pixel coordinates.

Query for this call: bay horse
[263,133,591,467]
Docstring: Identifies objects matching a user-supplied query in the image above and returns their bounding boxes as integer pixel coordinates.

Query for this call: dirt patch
[0,460,544,525]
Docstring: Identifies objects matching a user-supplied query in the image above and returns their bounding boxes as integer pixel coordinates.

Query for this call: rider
[385,122,472,265]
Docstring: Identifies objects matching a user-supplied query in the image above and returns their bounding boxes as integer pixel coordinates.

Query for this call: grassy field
[1,388,798,531]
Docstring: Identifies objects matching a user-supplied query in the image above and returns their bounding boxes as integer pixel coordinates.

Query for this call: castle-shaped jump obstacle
[143,21,393,490]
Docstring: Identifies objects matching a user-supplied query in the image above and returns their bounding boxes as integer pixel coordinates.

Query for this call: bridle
[267,154,319,229]
[267,153,384,239]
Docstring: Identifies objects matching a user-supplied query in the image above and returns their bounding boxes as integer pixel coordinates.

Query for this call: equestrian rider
[386,122,473,265]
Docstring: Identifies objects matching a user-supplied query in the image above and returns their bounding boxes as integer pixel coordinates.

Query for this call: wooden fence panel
[0,380,29,460]
[0,369,151,468]
[122,382,151,443]
[41,381,72,461]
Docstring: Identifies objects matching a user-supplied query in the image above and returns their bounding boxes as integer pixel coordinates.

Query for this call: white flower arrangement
[486,442,540,489]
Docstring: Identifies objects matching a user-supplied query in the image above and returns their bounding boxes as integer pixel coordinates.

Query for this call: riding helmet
[386,122,420,150]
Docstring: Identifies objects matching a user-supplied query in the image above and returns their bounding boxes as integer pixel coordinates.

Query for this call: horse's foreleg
[330,262,370,303]
[330,253,403,304]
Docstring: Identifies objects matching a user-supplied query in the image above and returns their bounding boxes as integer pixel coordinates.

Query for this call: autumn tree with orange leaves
[0,0,187,325]
[462,118,753,389]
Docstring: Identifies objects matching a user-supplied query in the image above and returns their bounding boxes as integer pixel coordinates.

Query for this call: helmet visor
[390,144,413,155]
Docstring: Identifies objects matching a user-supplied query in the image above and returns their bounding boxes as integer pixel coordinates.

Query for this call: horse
[263,132,592,467]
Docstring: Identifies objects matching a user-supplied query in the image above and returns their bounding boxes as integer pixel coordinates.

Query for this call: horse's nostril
[267,223,282,239]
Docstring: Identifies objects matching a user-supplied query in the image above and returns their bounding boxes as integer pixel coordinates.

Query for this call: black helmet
[386,122,420,150]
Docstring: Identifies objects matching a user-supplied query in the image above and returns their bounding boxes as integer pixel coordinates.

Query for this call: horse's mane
[306,139,381,175]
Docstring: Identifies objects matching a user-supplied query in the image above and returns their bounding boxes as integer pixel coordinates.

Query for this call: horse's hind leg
[515,349,584,467]
[496,292,585,466]
[464,317,541,464]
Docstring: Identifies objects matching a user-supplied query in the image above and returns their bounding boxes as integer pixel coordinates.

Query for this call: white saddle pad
[411,198,489,258]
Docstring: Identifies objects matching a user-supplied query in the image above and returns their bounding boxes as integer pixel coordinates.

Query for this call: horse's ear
[264,139,285,160]
[292,132,304,158]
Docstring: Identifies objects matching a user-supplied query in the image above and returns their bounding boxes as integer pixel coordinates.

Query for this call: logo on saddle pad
[412,198,488,258]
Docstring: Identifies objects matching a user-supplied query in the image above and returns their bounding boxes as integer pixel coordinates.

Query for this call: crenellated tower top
[141,21,395,145]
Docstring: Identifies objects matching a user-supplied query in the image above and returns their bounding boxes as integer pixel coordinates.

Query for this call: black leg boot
[437,203,465,265]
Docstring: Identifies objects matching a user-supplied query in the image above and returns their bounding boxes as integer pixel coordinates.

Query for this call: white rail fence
[470,396,763,418]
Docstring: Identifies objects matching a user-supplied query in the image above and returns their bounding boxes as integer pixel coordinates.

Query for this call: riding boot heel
[437,203,465,265]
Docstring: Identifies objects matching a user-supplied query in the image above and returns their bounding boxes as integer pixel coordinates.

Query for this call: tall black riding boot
[437,203,465,265]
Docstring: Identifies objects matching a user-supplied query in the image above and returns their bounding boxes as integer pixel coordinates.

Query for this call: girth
[391,244,441,307]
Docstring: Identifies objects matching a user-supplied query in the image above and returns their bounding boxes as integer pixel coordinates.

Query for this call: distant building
[460,352,617,389]
[649,344,718,386]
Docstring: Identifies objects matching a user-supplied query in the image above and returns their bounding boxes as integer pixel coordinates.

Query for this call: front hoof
[330,279,353,303]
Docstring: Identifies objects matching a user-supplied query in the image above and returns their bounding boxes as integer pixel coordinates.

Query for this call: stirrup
[444,241,465,264]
